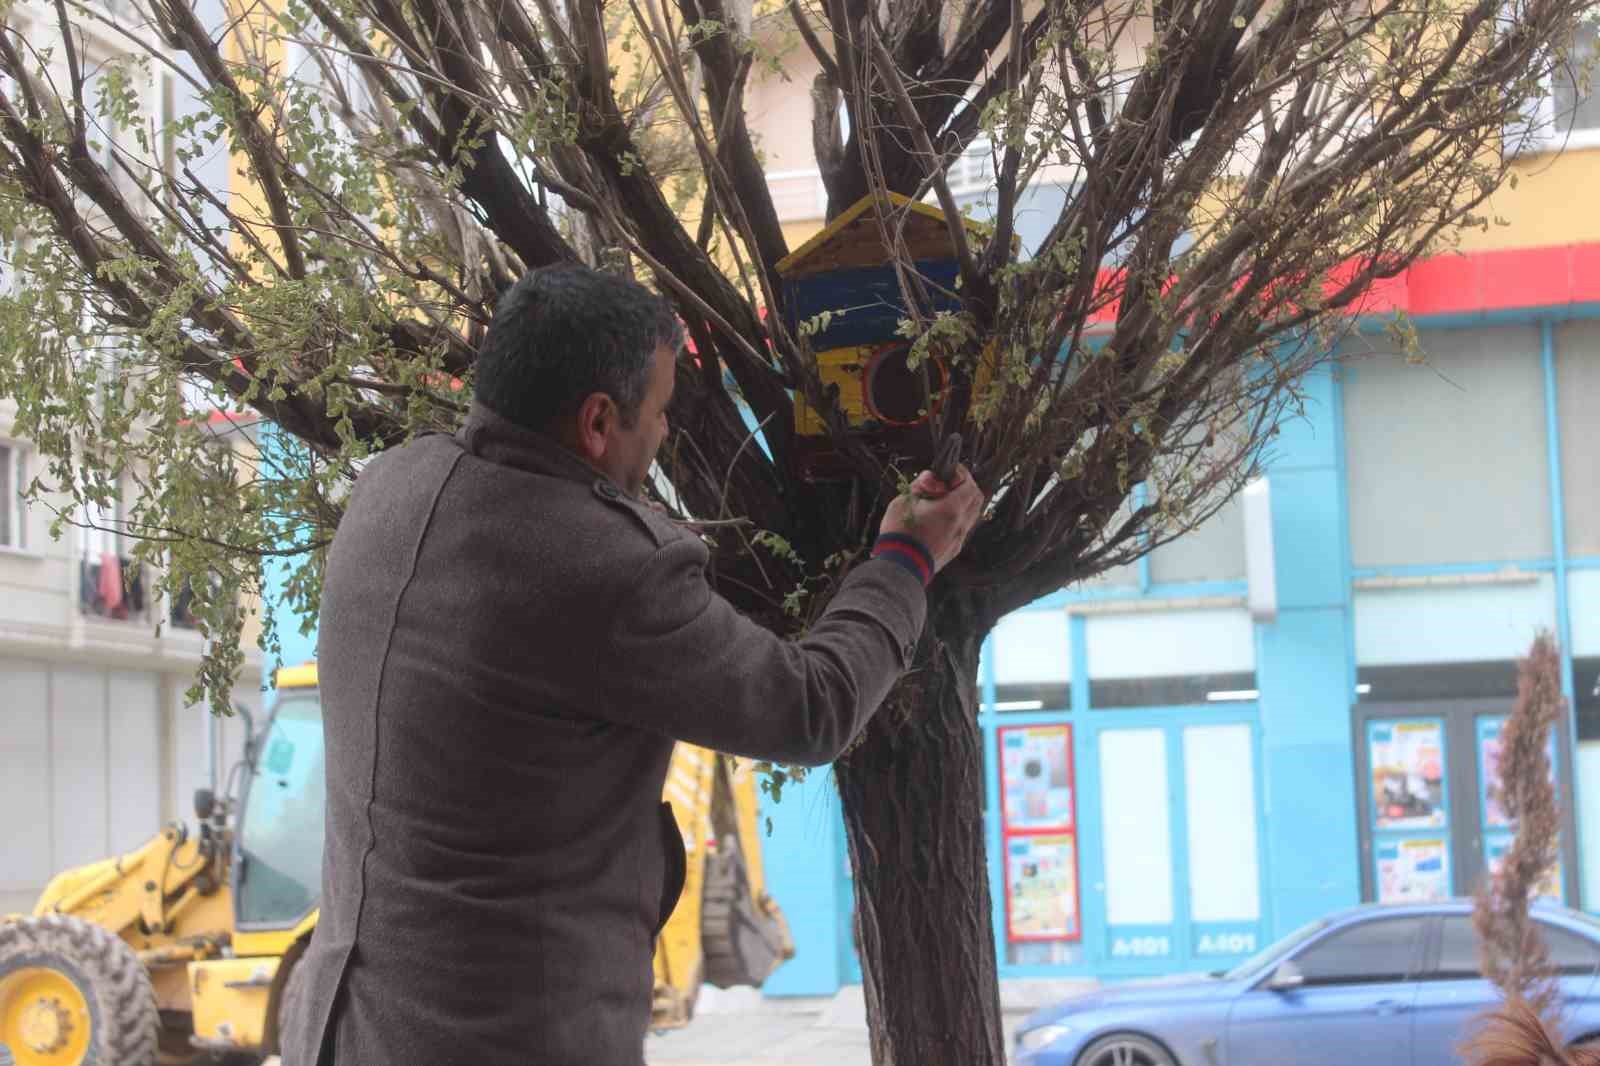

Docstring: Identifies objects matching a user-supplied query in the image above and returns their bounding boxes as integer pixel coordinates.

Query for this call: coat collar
[457,401,612,490]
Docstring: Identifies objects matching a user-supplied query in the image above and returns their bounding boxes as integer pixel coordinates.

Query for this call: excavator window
[235,691,326,928]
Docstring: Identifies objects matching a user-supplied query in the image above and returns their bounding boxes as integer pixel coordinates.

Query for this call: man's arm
[596,544,927,766]
[595,463,984,765]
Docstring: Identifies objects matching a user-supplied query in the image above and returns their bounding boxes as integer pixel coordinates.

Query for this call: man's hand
[880,464,985,574]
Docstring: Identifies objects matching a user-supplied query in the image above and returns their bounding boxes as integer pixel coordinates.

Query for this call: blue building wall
[757,309,1600,993]
[258,310,1600,995]
[260,425,319,678]
[1253,367,1362,938]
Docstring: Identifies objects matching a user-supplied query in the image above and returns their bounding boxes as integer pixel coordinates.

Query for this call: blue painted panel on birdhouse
[782,259,963,351]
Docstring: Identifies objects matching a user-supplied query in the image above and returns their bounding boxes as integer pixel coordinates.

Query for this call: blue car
[1014,900,1600,1066]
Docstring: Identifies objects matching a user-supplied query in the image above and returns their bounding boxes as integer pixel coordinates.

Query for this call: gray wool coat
[279,401,928,1066]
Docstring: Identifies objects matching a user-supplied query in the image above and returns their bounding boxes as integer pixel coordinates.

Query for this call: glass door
[1077,709,1268,974]
[1354,700,1576,903]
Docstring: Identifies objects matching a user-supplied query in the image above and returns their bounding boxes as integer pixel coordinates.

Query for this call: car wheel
[1076,1032,1177,1066]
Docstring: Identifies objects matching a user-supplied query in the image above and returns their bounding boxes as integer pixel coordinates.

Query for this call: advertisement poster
[1005,833,1081,941]
[1486,835,1563,902]
[1376,837,1451,903]
[1000,725,1075,832]
[1370,719,1447,829]
[1481,722,1510,829]
[1479,717,1558,831]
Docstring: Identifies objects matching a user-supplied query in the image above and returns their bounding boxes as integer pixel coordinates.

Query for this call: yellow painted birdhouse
[775,191,1000,481]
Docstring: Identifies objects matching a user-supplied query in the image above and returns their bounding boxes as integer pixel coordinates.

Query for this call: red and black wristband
[871,532,935,587]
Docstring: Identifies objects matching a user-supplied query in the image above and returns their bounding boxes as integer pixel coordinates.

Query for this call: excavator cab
[181,667,327,1057]
[232,685,324,933]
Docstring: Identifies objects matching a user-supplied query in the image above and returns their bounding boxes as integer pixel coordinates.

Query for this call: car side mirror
[1266,961,1305,992]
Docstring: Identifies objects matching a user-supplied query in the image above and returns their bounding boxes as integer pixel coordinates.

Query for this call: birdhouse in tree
[775,191,996,482]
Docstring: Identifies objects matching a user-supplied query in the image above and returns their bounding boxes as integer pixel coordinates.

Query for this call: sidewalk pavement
[259,980,1094,1066]
[645,979,1098,1066]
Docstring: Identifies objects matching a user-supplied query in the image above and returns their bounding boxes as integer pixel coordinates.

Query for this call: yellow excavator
[0,663,792,1065]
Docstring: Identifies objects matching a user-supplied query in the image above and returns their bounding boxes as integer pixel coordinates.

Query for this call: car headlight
[1017,1024,1073,1053]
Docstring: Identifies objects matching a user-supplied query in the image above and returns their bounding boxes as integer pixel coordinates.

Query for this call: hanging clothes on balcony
[124,561,144,614]
[98,552,124,619]
[79,558,99,612]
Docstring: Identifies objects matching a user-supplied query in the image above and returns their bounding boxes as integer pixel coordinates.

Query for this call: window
[170,571,226,631]
[83,58,142,200]
[1511,20,1600,154]
[79,481,122,561]
[1292,917,1423,984]
[78,476,147,622]
[237,691,326,926]
[1551,23,1600,142]
[1090,670,1258,708]
[1148,496,1247,585]
[1435,916,1600,979]
[1226,918,1330,980]
[1358,661,1520,703]
[1577,657,1600,742]
[0,441,28,549]
[989,610,1071,711]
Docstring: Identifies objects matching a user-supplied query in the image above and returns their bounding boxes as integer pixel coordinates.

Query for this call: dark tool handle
[931,433,963,485]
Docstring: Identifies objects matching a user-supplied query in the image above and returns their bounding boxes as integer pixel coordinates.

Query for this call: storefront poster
[1485,834,1563,902]
[1370,719,1447,830]
[1000,724,1075,832]
[1478,716,1558,832]
[1005,833,1081,942]
[1376,837,1451,903]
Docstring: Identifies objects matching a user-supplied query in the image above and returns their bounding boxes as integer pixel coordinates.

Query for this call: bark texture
[835,591,1004,1066]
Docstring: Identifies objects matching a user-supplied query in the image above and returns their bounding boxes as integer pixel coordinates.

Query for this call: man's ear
[571,391,617,463]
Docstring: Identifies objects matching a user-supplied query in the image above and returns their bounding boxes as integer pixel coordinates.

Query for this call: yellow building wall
[1459,147,1600,252]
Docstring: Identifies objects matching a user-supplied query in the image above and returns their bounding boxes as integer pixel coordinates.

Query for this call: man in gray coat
[282,264,984,1066]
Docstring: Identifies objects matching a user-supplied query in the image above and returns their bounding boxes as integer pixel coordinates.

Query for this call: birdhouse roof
[775,191,995,279]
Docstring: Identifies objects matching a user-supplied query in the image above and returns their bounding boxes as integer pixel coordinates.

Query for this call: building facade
[744,18,1600,995]
[0,403,265,916]
[187,0,1600,999]
[0,0,261,918]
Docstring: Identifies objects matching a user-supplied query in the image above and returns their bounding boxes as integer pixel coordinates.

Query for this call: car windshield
[1221,917,1332,980]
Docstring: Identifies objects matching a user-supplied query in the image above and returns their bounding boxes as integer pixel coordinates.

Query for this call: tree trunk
[834,590,1004,1066]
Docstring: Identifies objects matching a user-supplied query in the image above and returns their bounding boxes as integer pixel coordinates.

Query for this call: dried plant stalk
[1468,632,1568,1064]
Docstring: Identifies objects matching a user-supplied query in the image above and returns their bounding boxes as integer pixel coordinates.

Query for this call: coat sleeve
[594,538,927,765]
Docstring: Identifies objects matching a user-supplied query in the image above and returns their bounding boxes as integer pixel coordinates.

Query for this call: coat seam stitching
[348,445,466,953]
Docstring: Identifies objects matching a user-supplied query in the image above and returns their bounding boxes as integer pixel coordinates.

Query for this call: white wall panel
[50,667,108,870]
[994,611,1071,683]
[0,659,52,909]
[1571,571,1600,657]
[1150,496,1247,585]
[170,689,212,829]
[1086,609,1255,680]
[107,670,162,854]
[1354,577,1558,665]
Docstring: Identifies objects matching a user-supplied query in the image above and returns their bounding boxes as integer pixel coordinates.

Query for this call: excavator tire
[700,846,786,990]
[0,913,158,1066]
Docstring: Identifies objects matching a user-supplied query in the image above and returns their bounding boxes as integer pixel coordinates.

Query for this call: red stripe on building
[1084,242,1600,326]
